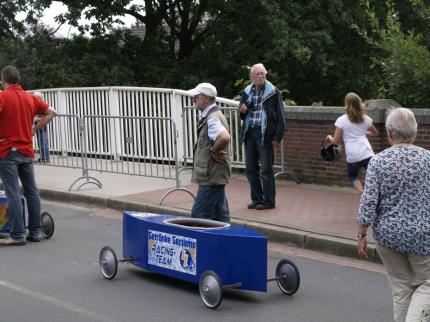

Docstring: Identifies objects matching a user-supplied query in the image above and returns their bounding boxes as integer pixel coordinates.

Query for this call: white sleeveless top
[334,114,374,163]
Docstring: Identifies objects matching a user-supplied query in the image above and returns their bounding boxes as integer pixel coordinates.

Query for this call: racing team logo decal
[179,248,195,271]
[148,230,197,275]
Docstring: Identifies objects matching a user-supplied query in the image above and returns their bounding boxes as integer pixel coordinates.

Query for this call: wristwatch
[357,233,367,239]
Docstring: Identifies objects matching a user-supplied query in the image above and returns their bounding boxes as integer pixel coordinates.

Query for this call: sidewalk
[33,164,380,262]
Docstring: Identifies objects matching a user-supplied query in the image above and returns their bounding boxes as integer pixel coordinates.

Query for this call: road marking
[0,279,117,322]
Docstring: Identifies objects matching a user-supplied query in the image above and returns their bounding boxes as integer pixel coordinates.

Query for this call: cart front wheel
[276,259,300,295]
[99,246,118,280]
[199,270,222,309]
[41,212,55,239]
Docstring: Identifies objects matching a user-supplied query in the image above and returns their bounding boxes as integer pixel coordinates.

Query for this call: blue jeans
[191,185,230,223]
[244,127,276,206]
[36,129,50,162]
[0,151,41,240]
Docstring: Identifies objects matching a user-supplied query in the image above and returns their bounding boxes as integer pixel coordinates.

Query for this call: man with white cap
[187,82,231,223]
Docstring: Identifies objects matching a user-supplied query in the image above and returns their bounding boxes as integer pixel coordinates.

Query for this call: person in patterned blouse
[357,107,430,322]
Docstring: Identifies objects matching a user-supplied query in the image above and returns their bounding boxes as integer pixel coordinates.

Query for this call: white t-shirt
[334,114,374,163]
[200,103,227,142]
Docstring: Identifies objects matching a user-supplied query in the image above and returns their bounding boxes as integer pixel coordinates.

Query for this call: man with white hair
[187,82,231,222]
[239,63,285,210]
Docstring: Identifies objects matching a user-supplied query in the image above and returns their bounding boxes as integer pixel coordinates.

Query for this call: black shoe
[248,202,263,209]
[26,234,43,242]
[256,203,275,210]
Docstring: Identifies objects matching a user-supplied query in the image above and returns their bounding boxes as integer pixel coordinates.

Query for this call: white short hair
[385,107,417,143]
[250,63,267,77]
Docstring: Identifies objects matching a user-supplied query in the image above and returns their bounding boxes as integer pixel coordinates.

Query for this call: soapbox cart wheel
[276,259,300,295]
[99,246,118,280]
[41,212,55,239]
[199,270,223,309]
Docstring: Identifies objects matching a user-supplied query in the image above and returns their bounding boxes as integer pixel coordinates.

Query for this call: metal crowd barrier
[182,106,245,167]
[181,106,300,183]
[32,87,299,205]
[34,87,299,183]
[33,114,82,168]
[33,114,194,204]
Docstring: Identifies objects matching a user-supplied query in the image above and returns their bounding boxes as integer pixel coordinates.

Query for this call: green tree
[0,26,71,89]
[35,0,222,60]
[9,0,430,107]
[0,27,125,89]
[359,0,430,107]
[264,0,382,105]
[173,0,381,105]
[0,0,27,38]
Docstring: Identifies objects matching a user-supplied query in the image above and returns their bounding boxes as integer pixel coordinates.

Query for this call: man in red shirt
[0,66,57,245]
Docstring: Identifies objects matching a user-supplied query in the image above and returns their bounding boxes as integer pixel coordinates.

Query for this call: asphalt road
[0,201,392,322]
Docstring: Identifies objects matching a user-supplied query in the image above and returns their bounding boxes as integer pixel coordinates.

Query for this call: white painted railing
[34,87,242,166]
[32,86,295,192]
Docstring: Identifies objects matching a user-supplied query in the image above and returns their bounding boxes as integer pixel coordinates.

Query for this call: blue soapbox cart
[0,191,55,239]
[99,212,300,309]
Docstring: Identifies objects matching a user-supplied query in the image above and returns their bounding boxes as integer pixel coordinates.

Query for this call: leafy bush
[359,0,430,107]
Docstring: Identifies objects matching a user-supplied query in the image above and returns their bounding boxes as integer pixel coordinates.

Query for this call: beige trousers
[377,245,430,322]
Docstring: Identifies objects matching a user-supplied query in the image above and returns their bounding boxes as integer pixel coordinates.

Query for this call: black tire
[99,246,118,280]
[276,259,300,295]
[41,212,55,239]
[199,270,223,309]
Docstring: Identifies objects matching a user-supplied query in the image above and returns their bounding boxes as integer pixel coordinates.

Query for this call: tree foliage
[33,0,220,61]
[1,0,430,107]
[0,0,28,38]
[359,0,430,107]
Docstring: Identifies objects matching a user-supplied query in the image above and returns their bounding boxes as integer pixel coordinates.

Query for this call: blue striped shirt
[247,85,264,127]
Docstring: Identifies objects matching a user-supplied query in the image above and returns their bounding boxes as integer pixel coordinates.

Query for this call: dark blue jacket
[239,80,285,145]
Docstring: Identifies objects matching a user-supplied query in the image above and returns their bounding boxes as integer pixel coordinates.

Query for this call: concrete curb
[245,222,380,263]
[39,188,381,263]
[40,189,108,208]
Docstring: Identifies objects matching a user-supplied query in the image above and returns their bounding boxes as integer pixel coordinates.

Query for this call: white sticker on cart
[130,212,160,219]
[148,230,197,275]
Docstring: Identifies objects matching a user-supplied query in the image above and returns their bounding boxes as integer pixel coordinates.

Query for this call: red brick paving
[122,176,368,241]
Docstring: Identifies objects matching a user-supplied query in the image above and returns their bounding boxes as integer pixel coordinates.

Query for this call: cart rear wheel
[99,246,118,280]
[41,212,55,239]
[276,259,300,295]
[199,270,222,309]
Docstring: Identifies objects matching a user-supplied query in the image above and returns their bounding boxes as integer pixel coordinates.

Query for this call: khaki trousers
[377,245,430,322]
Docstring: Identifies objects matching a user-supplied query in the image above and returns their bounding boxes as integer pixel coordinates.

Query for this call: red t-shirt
[0,85,49,158]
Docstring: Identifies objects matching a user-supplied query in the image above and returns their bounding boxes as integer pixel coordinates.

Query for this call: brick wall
[282,100,430,186]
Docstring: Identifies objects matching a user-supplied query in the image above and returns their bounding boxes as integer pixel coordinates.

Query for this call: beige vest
[192,109,231,185]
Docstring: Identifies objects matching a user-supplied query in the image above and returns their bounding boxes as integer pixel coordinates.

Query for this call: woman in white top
[326,92,378,193]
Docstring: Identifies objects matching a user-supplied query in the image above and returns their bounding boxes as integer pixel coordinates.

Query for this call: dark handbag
[320,140,342,161]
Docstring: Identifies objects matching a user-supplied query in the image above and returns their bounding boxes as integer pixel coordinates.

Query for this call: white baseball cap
[187,82,217,98]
